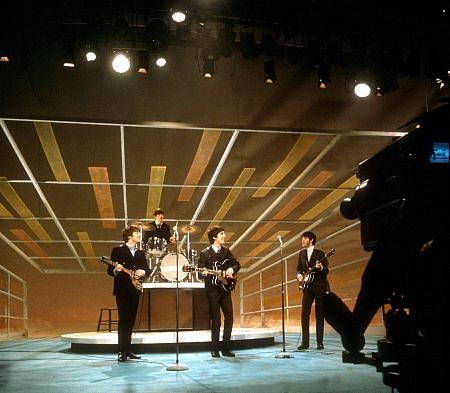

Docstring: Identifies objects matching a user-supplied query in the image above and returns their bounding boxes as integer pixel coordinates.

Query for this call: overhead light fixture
[63,38,76,68]
[316,64,330,89]
[112,51,131,73]
[136,50,149,73]
[264,58,276,84]
[202,54,215,78]
[354,82,371,97]
[155,56,167,67]
[0,45,11,62]
[171,9,187,23]
[85,43,97,62]
[146,19,169,53]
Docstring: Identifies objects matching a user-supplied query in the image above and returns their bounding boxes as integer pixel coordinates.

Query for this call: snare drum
[160,252,188,282]
[145,236,168,258]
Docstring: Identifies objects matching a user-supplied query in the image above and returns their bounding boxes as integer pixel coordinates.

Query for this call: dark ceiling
[1,1,449,284]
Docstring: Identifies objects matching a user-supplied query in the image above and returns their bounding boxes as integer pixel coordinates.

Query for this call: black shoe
[317,344,324,350]
[211,350,221,358]
[221,350,235,357]
[127,351,141,359]
[297,344,309,350]
[117,352,127,362]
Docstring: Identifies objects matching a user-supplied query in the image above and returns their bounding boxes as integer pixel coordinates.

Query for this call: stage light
[316,64,330,89]
[146,19,169,52]
[171,8,187,23]
[264,58,276,84]
[155,56,167,67]
[354,82,371,97]
[112,51,130,73]
[0,45,10,62]
[63,39,76,68]
[136,50,149,73]
[202,54,215,78]
[85,50,96,62]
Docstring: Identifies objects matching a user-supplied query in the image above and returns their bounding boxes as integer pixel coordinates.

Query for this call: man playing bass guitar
[296,231,330,351]
[198,226,240,358]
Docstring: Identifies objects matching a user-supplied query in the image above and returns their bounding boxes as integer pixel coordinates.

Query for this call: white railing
[0,264,28,338]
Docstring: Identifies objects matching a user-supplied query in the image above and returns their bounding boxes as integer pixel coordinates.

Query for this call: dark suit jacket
[142,221,172,245]
[107,244,150,296]
[296,248,330,295]
[198,246,241,292]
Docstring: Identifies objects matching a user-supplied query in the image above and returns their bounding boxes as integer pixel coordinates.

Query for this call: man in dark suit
[107,225,151,361]
[296,231,330,350]
[143,208,175,245]
[198,226,240,358]
[142,208,175,281]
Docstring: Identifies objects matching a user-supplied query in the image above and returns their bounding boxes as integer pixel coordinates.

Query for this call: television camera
[324,104,449,392]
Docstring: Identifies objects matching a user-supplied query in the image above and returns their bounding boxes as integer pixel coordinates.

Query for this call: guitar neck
[102,257,134,277]
[194,267,224,277]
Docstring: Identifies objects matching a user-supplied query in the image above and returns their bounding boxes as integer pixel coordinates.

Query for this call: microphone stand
[275,236,293,358]
[167,223,189,371]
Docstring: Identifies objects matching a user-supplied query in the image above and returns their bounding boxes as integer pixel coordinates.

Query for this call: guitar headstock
[182,264,195,272]
[326,249,336,258]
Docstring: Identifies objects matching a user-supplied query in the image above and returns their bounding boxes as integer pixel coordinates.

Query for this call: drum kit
[133,222,202,283]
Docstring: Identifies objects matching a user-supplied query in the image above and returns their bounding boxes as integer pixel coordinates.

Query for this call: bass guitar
[299,249,335,290]
[182,259,238,292]
[101,256,143,292]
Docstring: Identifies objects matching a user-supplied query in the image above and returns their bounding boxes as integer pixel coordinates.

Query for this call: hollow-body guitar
[299,249,335,290]
[101,256,143,292]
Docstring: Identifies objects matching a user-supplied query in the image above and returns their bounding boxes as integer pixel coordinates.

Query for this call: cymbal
[130,221,151,230]
[179,224,201,234]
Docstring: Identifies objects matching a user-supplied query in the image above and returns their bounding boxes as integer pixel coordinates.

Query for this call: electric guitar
[299,249,335,290]
[101,256,143,292]
[182,259,238,292]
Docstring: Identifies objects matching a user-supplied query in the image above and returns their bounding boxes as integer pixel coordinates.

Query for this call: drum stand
[148,256,165,283]
[184,227,202,283]
[167,223,189,371]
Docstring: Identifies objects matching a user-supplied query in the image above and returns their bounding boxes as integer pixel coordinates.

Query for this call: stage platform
[61,327,279,353]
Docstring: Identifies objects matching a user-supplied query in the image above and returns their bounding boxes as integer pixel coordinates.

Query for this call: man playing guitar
[107,225,150,362]
[198,226,240,358]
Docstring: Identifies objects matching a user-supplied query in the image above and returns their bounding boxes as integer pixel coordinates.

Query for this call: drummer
[142,208,175,247]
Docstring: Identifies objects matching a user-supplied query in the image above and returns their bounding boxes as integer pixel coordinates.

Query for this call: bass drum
[160,252,188,282]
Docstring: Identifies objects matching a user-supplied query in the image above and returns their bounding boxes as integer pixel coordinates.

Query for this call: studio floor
[0,332,393,393]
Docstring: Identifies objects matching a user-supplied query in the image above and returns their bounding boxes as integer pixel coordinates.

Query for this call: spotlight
[171,8,187,23]
[264,58,276,84]
[63,38,76,68]
[354,82,371,97]
[155,56,167,67]
[85,50,96,62]
[112,51,130,73]
[146,19,169,52]
[85,43,97,62]
[136,50,149,74]
[316,64,330,89]
[202,54,215,78]
[0,45,11,62]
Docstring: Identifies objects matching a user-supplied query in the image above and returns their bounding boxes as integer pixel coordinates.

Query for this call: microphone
[277,235,283,247]
[173,222,179,240]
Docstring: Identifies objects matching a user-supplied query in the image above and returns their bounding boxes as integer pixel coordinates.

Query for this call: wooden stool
[96,308,118,332]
